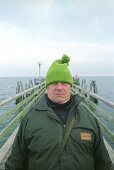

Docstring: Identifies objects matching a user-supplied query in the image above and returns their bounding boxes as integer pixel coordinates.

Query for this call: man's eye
[61,82,67,85]
[53,82,58,85]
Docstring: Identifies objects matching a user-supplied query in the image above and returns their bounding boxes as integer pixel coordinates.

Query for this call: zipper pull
[63,125,66,132]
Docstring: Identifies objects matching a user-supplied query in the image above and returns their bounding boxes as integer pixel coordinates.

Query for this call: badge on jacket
[80,132,92,141]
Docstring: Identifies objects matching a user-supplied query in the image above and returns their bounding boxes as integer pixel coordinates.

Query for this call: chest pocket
[69,127,95,158]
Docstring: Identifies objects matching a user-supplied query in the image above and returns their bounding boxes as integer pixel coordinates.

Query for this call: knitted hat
[45,54,73,88]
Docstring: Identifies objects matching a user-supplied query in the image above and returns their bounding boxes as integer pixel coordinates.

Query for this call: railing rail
[73,84,114,108]
[0,88,46,141]
[72,88,113,121]
[0,84,45,140]
[0,85,45,124]
[0,82,45,108]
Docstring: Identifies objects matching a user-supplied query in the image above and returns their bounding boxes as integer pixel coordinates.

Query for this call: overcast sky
[0,0,114,77]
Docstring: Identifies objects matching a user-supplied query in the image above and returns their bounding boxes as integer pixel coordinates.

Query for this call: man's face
[47,81,71,104]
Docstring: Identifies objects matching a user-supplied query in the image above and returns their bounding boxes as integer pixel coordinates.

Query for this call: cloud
[0,0,114,76]
[0,21,114,69]
[50,42,114,63]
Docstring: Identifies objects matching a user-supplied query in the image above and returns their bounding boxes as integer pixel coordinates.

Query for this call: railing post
[81,79,87,97]
[15,81,24,122]
[90,80,98,104]
[73,77,80,86]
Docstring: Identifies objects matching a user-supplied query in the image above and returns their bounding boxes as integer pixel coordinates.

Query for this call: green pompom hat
[45,54,73,88]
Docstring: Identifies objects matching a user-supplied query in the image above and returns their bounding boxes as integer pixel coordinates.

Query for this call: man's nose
[56,82,63,90]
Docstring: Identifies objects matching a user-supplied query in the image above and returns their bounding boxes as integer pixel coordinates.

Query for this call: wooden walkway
[0,148,11,170]
[0,127,19,170]
[104,139,114,164]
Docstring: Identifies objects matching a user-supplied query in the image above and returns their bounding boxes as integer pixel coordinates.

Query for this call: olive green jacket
[5,94,113,170]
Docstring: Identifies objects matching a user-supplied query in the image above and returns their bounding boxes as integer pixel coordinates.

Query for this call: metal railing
[0,82,45,144]
[73,84,114,108]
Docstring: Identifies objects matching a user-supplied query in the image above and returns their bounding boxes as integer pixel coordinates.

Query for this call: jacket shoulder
[76,101,99,130]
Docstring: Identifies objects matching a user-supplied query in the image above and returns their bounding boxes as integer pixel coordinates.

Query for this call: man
[5,54,113,170]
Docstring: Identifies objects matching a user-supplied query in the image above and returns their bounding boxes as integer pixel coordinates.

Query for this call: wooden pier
[0,80,114,169]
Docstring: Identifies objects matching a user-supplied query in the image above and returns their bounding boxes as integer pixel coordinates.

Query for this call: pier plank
[0,127,19,170]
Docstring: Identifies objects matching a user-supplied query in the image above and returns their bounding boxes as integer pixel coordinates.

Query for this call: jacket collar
[73,94,85,107]
[34,93,84,111]
[34,93,49,111]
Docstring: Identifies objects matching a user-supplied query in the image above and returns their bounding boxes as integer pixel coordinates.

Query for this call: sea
[0,76,114,148]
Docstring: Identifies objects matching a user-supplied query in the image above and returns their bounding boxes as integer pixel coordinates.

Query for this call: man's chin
[54,97,68,104]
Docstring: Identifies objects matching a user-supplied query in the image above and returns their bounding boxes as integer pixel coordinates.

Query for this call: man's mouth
[55,93,64,96]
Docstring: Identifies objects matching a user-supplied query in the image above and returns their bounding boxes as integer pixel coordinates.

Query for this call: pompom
[62,54,70,63]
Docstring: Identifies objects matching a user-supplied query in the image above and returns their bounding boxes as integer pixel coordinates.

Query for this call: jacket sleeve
[5,118,28,170]
[94,120,113,170]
